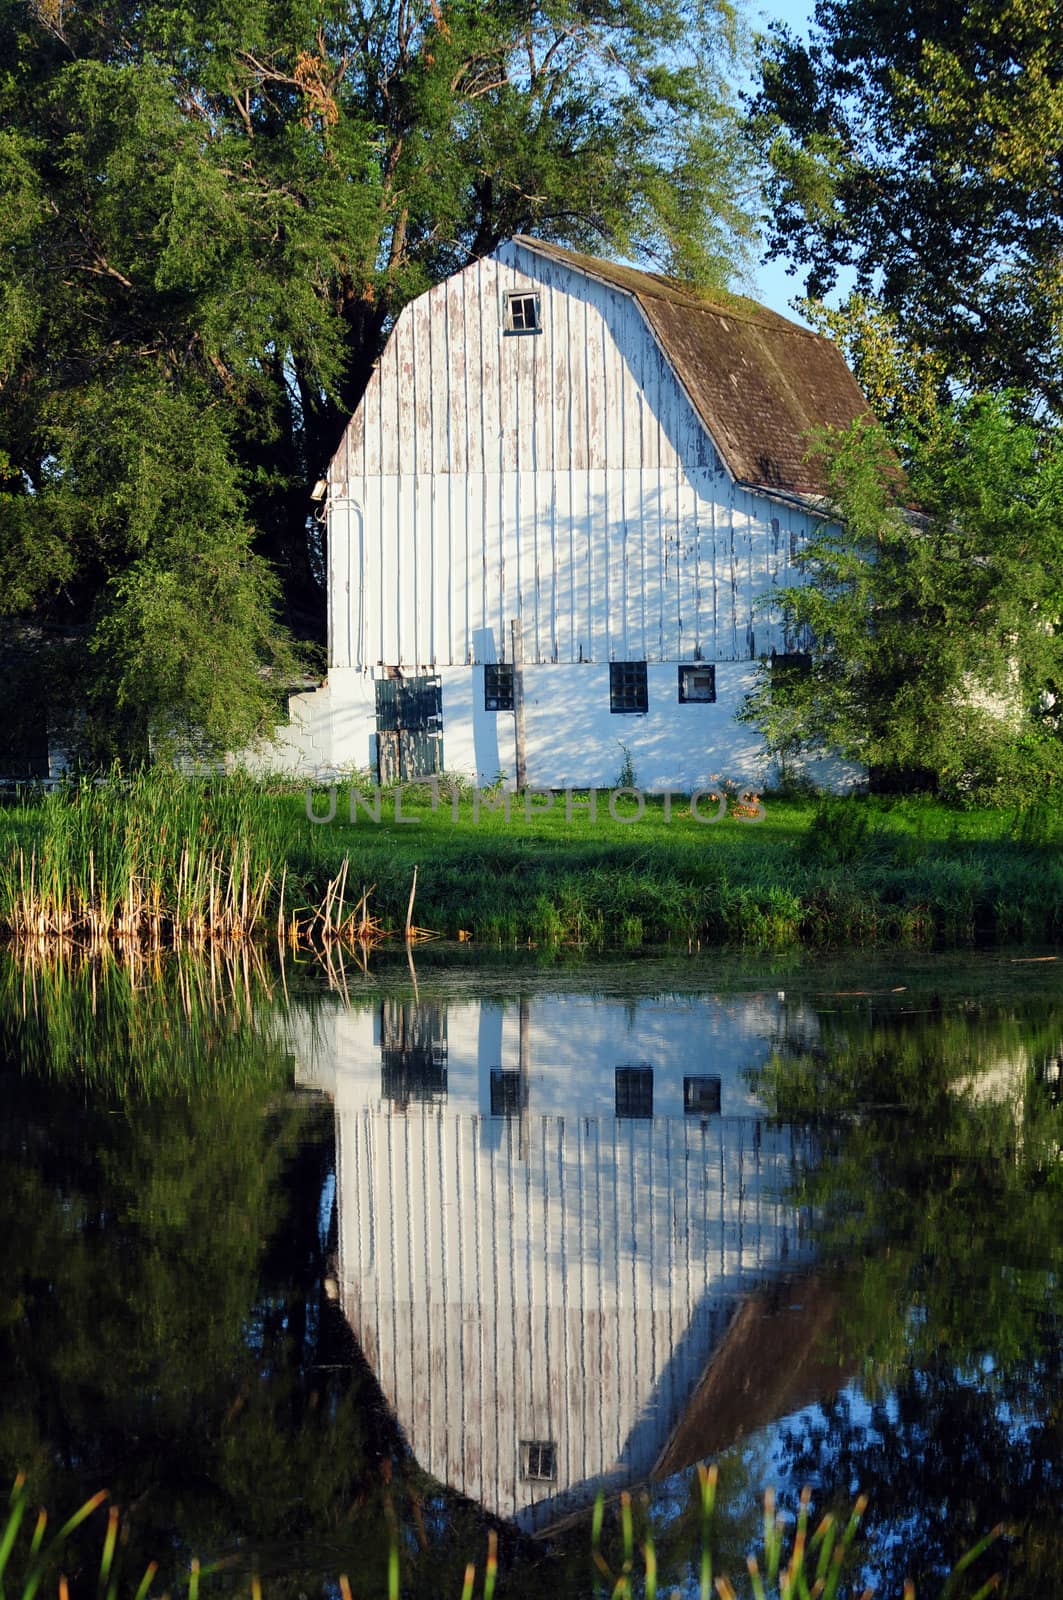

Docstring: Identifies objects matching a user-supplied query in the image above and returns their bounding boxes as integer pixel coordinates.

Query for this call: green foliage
[750,0,1063,414]
[750,998,1063,1592]
[44,378,302,759]
[0,769,338,942]
[0,945,288,1093]
[0,965,413,1597]
[615,743,638,789]
[0,1469,1002,1600]
[741,398,1063,802]
[0,0,756,759]
[5,777,1063,950]
[1010,797,1063,848]
[801,796,874,868]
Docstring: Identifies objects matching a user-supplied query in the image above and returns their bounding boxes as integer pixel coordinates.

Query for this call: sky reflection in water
[1,950,1061,1597]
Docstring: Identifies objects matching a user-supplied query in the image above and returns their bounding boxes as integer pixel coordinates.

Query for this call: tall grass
[3,777,1062,951]
[0,1472,1001,1600]
[0,773,383,949]
[0,942,294,1094]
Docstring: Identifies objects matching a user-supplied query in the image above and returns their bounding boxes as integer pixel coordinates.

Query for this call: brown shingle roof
[512,237,876,498]
[652,1270,855,1477]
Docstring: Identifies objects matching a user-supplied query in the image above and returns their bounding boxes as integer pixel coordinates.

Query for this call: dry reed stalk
[250,868,272,933]
[2,833,397,956]
[333,855,349,940]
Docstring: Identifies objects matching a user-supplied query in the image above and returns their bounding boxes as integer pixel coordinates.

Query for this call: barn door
[375,674,444,783]
[379,999,448,1107]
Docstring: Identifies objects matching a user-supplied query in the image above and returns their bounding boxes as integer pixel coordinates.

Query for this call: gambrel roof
[513,237,875,499]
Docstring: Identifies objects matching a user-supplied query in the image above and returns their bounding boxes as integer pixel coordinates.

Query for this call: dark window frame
[678,664,717,704]
[771,650,812,682]
[684,1075,722,1116]
[609,661,648,714]
[490,1068,526,1117]
[484,662,515,712]
[504,291,542,335]
[615,1064,654,1119]
[520,1440,557,1481]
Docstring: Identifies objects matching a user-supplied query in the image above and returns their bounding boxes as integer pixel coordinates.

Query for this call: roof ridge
[510,235,822,341]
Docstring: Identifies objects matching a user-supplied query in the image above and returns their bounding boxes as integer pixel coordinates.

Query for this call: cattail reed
[0,770,386,951]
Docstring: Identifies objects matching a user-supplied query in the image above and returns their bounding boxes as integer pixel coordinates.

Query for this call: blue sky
[745,0,817,323]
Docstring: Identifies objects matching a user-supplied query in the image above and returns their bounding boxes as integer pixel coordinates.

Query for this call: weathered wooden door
[379,999,448,1107]
[375,674,444,783]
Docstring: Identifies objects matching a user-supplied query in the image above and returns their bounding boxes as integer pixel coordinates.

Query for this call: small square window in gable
[520,1441,557,1481]
[484,663,514,711]
[610,661,648,714]
[504,291,541,335]
[678,664,716,703]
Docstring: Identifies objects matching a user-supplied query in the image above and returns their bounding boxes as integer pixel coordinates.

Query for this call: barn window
[609,661,648,714]
[490,1068,525,1116]
[520,1441,557,1481]
[484,663,514,711]
[678,664,716,703]
[684,1075,722,1115]
[504,292,541,334]
[615,1065,653,1119]
[771,651,812,686]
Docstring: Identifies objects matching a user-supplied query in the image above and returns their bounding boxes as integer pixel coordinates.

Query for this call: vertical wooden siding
[337,1108,811,1530]
[329,244,815,670]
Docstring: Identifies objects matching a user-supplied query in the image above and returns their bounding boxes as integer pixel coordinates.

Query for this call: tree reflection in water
[1,952,1062,1597]
[750,994,1063,1597]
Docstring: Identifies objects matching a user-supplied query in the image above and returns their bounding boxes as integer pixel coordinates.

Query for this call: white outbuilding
[258,238,874,789]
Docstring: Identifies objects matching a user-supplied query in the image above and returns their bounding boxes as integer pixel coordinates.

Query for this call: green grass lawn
[287,778,1063,947]
[1,775,1061,948]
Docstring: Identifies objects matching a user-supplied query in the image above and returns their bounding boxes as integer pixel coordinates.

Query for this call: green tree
[753,994,1063,1598]
[741,397,1063,798]
[0,0,754,760]
[750,0,1063,417]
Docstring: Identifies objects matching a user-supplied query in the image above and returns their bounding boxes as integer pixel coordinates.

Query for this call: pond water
[2,949,1063,1598]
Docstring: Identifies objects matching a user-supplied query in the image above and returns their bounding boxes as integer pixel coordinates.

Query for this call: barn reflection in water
[290,990,844,1532]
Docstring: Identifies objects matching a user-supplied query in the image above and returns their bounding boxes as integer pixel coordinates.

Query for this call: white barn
[260,239,873,789]
[287,988,837,1531]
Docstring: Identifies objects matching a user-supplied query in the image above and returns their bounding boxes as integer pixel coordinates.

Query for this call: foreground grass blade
[483,1530,498,1600]
[699,1463,718,1600]
[643,1533,657,1600]
[940,1525,1005,1598]
[131,1563,158,1600]
[52,1491,109,1546]
[812,1513,837,1590]
[591,1491,611,1589]
[0,1479,28,1591]
[28,1515,47,1565]
[99,1506,120,1600]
